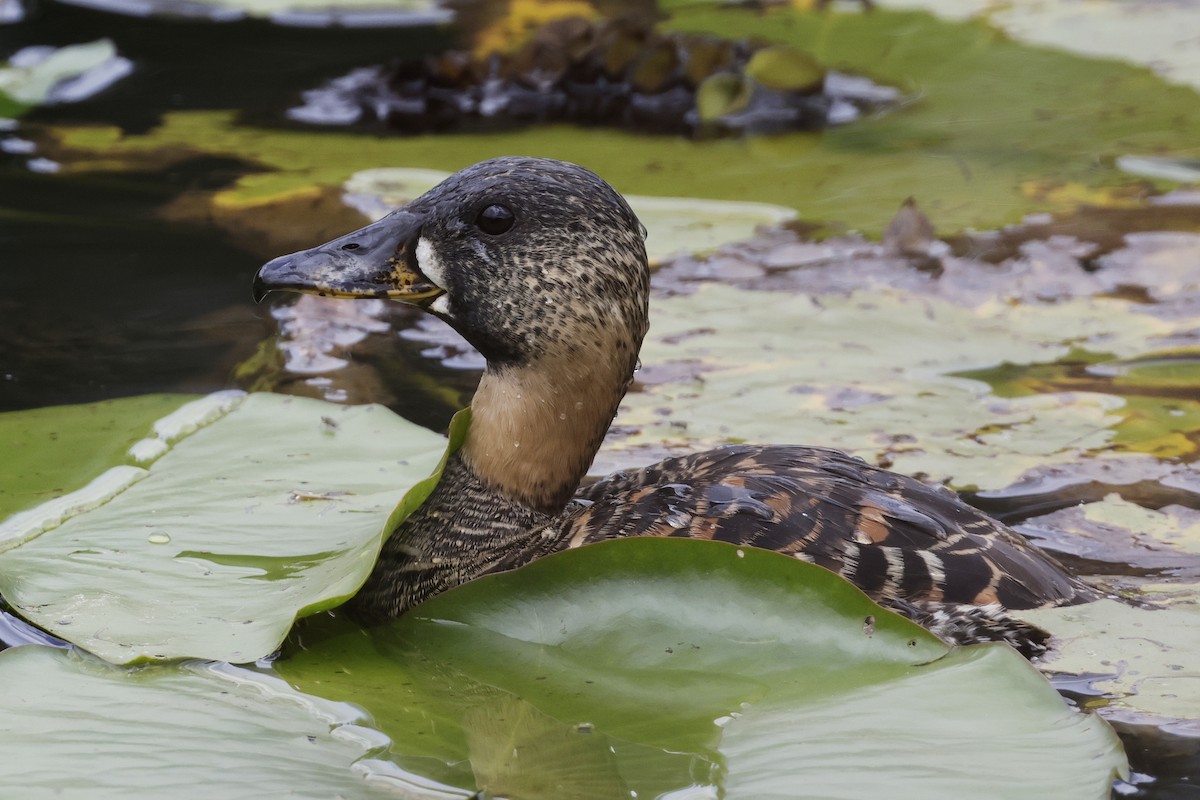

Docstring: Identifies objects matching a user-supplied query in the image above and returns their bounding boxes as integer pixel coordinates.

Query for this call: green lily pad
[344,167,797,263]
[696,72,753,122]
[278,538,1126,799]
[0,393,196,523]
[0,392,447,664]
[42,8,1200,235]
[745,45,825,93]
[959,350,1200,461]
[0,644,471,799]
[1101,353,1200,391]
[0,40,130,117]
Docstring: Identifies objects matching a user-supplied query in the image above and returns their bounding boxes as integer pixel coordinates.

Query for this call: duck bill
[252,210,443,305]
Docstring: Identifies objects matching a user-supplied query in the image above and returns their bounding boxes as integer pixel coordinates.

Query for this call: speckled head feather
[404,156,650,367]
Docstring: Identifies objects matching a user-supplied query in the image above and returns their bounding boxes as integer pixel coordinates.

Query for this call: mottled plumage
[256,156,1097,658]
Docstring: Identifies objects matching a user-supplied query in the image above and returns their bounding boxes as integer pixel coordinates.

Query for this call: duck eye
[476,204,514,235]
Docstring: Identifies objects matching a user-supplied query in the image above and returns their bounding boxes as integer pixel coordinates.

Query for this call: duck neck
[462,347,637,514]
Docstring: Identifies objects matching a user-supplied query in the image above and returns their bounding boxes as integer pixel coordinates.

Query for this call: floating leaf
[279,538,1126,799]
[0,40,130,115]
[1019,595,1200,723]
[1117,156,1200,184]
[42,8,1200,236]
[1013,493,1200,724]
[600,285,1172,489]
[1017,493,1200,578]
[982,1,1200,91]
[0,394,195,523]
[0,393,447,664]
[0,645,471,799]
[695,72,752,121]
[745,45,824,93]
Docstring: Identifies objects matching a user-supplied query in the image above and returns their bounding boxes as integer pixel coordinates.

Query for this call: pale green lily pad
[0,644,471,800]
[0,40,130,117]
[1015,495,1200,723]
[279,538,1126,799]
[0,393,196,522]
[1081,495,1200,556]
[632,194,798,263]
[1015,492,1200,577]
[0,392,446,664]
[1117,156,1200,184]
[877,0,1200,91]
[599,285,1178,490]
[1019,596,1200,723]
[983,1,1200,92]
[344,167,797,263]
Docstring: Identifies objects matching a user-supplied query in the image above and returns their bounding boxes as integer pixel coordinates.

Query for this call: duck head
[255,157,651,512]
[254,156,650,368]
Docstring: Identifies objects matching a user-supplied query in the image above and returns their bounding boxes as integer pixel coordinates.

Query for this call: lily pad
[0,393,195,522]
[599,284,1178,490]
[0,644,471,799]
[1012,494,1200,726]
[980,0,1200,91]
[344,167,798,263]
[0,40,131,118]
[1016,493,1200,578]
[41,8,1200,236]
[1019,595,1200,724]
[745,45,825,93]
[0,392,447,664]
[278,538,1126,799]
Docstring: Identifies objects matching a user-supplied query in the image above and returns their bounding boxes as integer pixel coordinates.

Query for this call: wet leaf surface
[0,393,446,664]
[5,0,1200,793]
[0,644,470,799]
[0,393,194,522]
[279,538,1125,799]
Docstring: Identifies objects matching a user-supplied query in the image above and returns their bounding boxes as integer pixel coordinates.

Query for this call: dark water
[0,0,449,412]
[2,3,1198,797]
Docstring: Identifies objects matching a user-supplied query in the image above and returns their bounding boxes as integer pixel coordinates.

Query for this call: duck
[253,156,1097,658]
